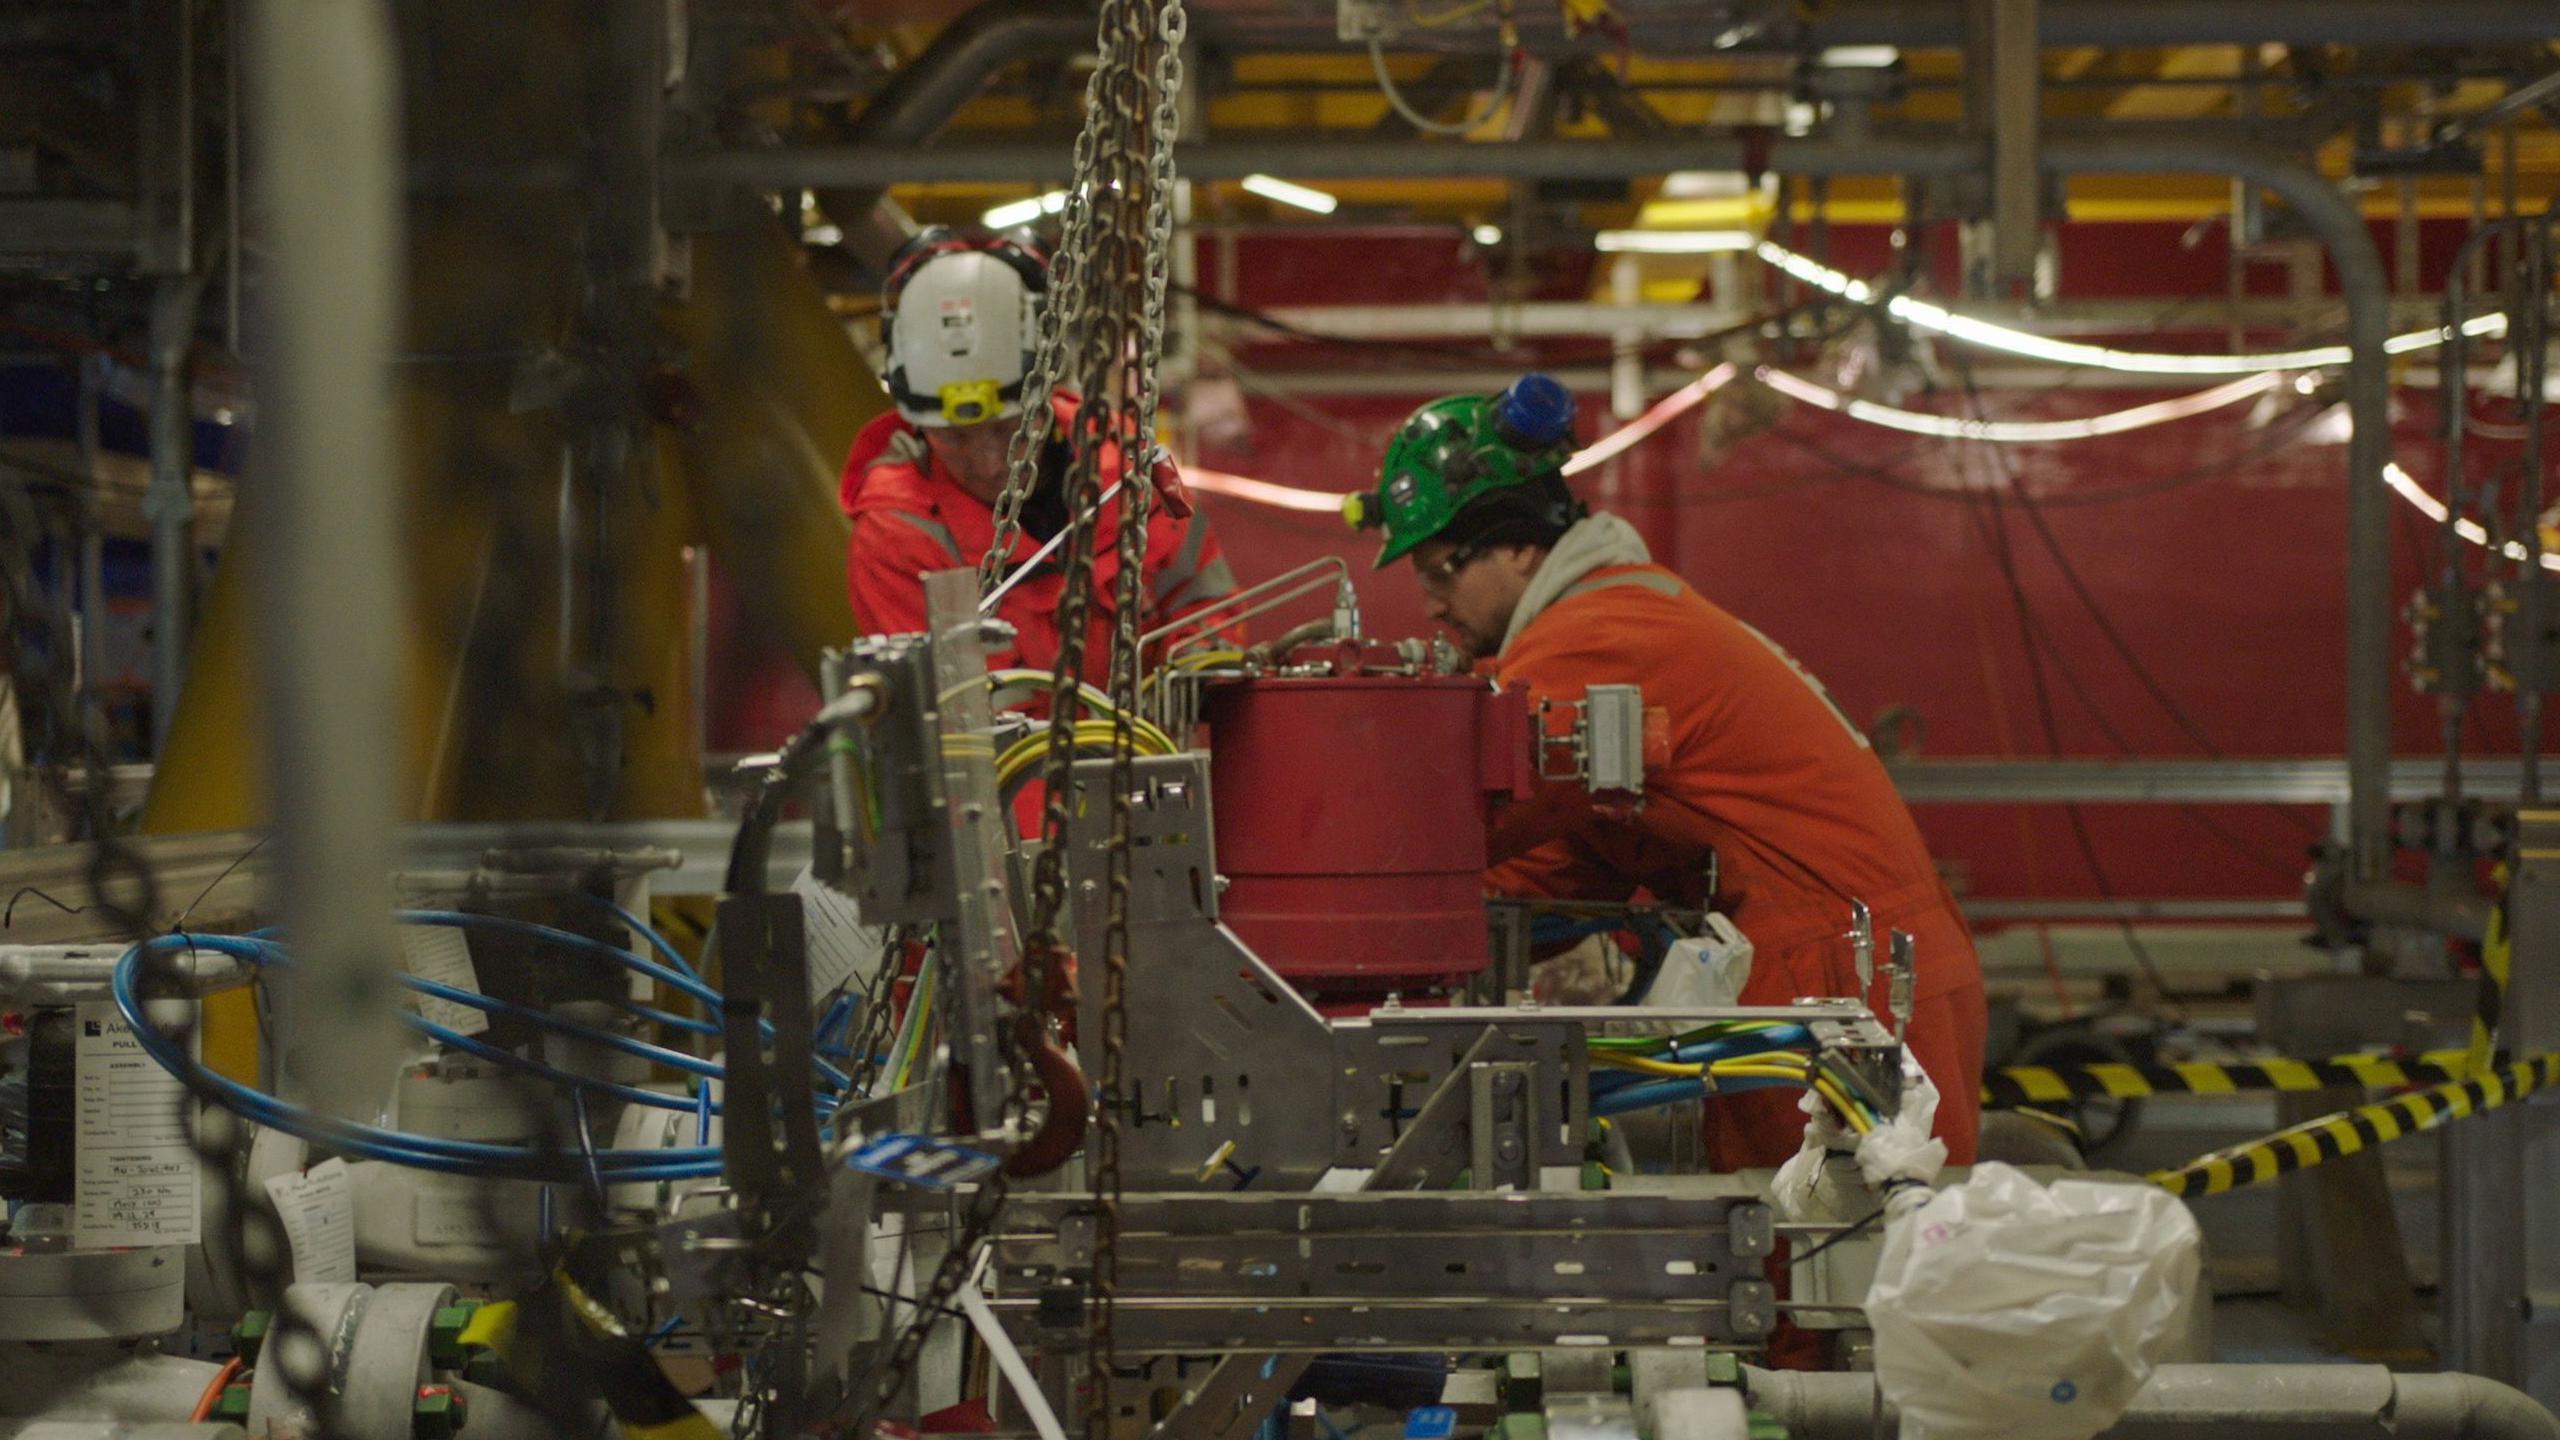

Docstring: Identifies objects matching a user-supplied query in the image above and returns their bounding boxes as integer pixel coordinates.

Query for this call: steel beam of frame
[1989,0,2040,283]
[133,0,194,274]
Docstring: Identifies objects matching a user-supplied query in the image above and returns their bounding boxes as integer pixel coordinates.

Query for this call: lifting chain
[0,470,332,1429]
[1091,4,1187,1434]
[857,0,1187,1429]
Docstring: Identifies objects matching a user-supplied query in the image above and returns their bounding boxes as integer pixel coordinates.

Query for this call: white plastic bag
[1769,1050,1947,1224]
[1867,1163,2202,1440]
[1645,914,1754,1009]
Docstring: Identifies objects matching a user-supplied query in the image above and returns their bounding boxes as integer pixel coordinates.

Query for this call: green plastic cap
[232,1310,270,1367]
[429,1301,482,1369]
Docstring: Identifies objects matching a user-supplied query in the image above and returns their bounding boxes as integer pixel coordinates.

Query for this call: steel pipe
[143,276,200,760]
[1756,0,2560,49]
[1012,0,2558,55]
[681,134,1966,188]
[2037,137,2394,885]
[242,0,405,1117]
[680,122,2338,187]
[1747,1365,2560,1440]
[808,0,1097,253]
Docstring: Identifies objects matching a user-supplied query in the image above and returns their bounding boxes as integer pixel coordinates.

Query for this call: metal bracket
[716,892,827,1202]
[1469,1062,1539,1190]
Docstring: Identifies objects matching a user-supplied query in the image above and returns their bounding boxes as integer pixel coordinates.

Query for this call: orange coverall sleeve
[1138,506,1242,643]
[846,509,965,637]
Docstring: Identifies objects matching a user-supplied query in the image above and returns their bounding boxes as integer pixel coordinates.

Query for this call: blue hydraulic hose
[392,913,849,1092]
[1670,1025,1810,1063]
[555,891,706,986]
[111,934,722,1179]
[392,976,730,1081]
[815,993,856,1047]
[613,999,723,1038]
[1591,1073,1801,1118]
[410,1017,716,1115]
[397,910,722,1010]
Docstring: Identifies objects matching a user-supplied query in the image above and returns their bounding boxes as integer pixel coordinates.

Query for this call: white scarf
[1499,513,1655,656]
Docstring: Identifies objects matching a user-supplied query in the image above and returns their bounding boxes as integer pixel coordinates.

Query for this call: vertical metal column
[560,0,666,820]
[133,0,195,275]
[75,357,105,743]
[145,277,200,759]
[1984,0,2041,285]
[2516,228,2549,803]
[1961,0,2040,287]
[137,0,200,758]
[243,0,405,1115]
[2449,812,2560,1405]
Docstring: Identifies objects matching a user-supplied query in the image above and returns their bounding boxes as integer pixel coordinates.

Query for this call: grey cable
[1367,38,1515,136]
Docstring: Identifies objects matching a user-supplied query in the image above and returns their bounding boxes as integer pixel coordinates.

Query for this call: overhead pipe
[679,123,2323,187]
[806,0,1096,257]
[1151,0,2557,53]
[2037,137,2395,884]
[1715,0,2560,50]
[242,0,406,1117]
[680,134,1967,188]
[703,0,2520,216]
[1745,1365,2560,1440]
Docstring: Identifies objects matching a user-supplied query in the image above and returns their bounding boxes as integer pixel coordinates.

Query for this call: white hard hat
[881,229,1047,428]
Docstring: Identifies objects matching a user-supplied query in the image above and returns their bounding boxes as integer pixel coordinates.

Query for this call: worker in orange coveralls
[840,225,1237,663]
[1343,373,1986,1175]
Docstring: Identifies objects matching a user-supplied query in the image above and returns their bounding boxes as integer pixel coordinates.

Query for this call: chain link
[977,51,1108,596]
[0,470,330,1430]
[1088,6,1186,1433]
[859,0,1185,1429]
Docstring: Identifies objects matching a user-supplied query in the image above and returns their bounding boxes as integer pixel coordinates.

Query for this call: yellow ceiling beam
[2105,45,2243,121]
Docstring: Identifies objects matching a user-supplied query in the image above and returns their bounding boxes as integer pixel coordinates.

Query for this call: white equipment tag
[262,1157,358,1283]
[400,927,490,1037]
[72,1001,202,1249]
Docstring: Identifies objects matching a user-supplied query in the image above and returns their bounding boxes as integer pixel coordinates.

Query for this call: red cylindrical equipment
[1201,662,1529,1002]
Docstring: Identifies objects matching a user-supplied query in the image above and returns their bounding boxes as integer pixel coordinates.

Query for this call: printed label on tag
[73,1001,201,1249]
[401,927,490,1037]
[262,1158,357,1283]
[792,865,885,1005]
[844,1132,1000,1190]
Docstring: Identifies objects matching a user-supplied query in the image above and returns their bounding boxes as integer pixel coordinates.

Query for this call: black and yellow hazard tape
[1982,1049,2474,1107]
[2147,1052,2560,1199]
[2468,863,2512,1078]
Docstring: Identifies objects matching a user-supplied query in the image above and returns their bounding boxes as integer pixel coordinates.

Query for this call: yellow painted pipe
[666,224,875,670]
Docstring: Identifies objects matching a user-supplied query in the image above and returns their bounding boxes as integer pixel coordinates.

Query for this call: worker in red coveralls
[838,225,1237,663]
[1344,373,1987,1177]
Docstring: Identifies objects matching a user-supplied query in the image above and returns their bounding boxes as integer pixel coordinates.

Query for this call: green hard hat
[1343,375,1579,567]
